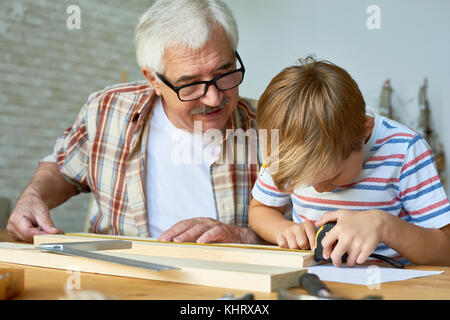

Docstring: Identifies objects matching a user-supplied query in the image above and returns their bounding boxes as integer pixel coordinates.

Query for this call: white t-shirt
[146,97,221,237]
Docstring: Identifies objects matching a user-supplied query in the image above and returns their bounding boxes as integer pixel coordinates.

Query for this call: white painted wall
[226,0,450,191]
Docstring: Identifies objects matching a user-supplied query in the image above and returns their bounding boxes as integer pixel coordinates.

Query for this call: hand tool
[38,240,177,271]
[278,273,382,300]
[314,222,405,269]
[218,293,255,300]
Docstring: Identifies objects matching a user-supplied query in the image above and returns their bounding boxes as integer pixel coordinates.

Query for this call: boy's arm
[248,198,292,244]
[249,198,316,249]
[382,213,450,266]
[316,210,450,267]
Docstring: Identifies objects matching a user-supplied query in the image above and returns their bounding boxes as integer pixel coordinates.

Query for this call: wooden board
[0,242,305,293]
[34,233,316,268]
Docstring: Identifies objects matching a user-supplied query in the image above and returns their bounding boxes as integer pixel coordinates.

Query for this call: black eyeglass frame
[156,51,245,102]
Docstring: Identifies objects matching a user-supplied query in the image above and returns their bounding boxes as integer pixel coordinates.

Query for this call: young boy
[249,56,450,267]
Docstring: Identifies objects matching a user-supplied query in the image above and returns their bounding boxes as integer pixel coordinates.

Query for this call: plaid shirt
[42,81,261,237]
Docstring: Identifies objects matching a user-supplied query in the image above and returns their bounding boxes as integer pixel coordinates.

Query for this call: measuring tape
[64,233,312,253]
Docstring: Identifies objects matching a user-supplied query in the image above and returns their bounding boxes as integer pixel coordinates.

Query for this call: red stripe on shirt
[367,154,405,162]
[401,150,433,173]
[399,175,440,198]
[405,199,450,216]
[341,177,399,188]
[293,193,399,207]
[257,176,282,193]
[376,133,415,144]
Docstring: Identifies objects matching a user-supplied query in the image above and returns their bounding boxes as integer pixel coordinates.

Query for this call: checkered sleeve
[41,101,94,194]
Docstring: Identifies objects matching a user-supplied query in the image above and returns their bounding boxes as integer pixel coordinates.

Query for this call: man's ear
[142,68,162,95]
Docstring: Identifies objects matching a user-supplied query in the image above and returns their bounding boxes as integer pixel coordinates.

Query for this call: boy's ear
[364,116,375,141]
[141,68,162,96]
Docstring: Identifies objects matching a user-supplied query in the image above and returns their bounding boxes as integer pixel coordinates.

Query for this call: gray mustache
[190,97,230,115]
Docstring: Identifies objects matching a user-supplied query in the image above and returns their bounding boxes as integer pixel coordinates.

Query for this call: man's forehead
[162,36,235,83]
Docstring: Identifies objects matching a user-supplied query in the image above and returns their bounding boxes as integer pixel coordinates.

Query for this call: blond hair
[257,56,367,192]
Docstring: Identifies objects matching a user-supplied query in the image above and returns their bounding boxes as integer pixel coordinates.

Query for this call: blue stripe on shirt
[402,205,450,223]
[291,197,402,213]
[254,181,288,198]
[407,135,423,150]
[399,157,434,181]
[382,120,397,129]
[371,138,412,151]
[401,182,443,202]
[363,161,403,169]
[336,184,399,192]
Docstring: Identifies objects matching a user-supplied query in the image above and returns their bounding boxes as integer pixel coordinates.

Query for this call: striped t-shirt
[252,113,450,260]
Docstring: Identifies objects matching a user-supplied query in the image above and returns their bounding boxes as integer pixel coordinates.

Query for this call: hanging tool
[38,240,177,271]
[314,222,405,269]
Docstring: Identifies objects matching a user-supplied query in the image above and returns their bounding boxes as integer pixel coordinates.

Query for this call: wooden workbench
[1,230,449,300]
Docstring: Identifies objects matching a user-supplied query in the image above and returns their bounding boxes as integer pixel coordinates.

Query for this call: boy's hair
[257,56,367,192]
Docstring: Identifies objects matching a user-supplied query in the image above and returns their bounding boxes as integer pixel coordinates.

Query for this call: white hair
[134,0,239,74]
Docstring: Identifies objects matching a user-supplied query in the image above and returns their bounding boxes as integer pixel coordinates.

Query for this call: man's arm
[7,162,79,242]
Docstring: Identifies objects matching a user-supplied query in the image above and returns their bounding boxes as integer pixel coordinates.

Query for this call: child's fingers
[320,226,339,259]
[292,228,309,249]
[356,244,375,265]
[303,221,317,249]
[285,232,300,249]
[330,238,349,267]
[315,211,339,227]
[345,241,362,266]
[277,233,288,248]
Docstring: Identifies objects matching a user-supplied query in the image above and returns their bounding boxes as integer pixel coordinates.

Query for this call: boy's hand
[315,210,388,267]
[276,220,317,250]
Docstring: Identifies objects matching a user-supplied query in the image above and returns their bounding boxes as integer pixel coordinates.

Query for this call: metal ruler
[38,240,177,271]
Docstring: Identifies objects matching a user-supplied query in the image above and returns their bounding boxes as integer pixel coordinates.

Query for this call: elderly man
[7,0,263,243]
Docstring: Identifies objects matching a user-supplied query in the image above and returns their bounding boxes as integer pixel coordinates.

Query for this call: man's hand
[157,217,260,244]
[315,210,387,267]
[6,162,78,242]
[276,220,316,250]
[7,192,63,242]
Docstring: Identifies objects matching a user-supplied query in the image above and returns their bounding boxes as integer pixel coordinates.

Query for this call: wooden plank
[34,233,316,268]
[0,243,306,293]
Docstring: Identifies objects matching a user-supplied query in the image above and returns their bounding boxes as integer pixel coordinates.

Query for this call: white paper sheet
[307,265,443,286]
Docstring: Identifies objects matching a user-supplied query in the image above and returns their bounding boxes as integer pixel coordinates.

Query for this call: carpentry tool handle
[299,273,330,297]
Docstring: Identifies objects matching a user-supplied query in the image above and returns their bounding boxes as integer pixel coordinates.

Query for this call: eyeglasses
[156,51,245,102]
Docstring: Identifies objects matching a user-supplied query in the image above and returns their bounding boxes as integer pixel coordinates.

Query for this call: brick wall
[0,0,152,231]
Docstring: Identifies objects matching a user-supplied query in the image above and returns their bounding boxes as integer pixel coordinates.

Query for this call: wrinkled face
[311,148,366,193]
[145,28,239,133]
